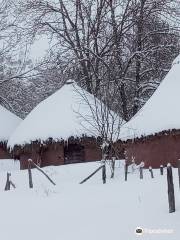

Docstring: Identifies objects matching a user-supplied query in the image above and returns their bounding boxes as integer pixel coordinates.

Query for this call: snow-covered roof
[8,81,122,147]
[119,54,180,141]
[0,105,21,142]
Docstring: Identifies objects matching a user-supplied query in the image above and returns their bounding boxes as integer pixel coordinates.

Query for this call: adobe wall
[84,143,102,162]
[41,144,64,167]
[19,143,64,169]
[125,133,180,168]
[42,141,101,165]
[19,150,41,170]
[40,141,101,166]
[113,141,125,159]
[0,147,11,159]
[17,138,103,169]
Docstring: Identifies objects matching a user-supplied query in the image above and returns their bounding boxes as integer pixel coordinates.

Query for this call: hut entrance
[64,144,85,164]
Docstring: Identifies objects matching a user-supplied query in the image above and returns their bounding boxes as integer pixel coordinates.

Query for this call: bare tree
[73,80,124,178]
[11,0,180,120]
[0,0,42,115]
[106,0,180,118]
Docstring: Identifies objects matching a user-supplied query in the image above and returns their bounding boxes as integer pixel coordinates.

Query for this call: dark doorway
[64,144,85,164]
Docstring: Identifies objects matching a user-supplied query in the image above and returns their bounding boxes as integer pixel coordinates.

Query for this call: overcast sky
[29,37,50,61]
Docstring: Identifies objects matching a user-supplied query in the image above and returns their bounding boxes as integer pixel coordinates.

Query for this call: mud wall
[125,134,180,168]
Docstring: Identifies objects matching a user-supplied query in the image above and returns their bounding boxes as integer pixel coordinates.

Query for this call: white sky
[29,37,50,61]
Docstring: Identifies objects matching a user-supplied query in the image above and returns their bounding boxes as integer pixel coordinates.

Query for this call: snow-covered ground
[0,159,20,171]
[0,161,179,240]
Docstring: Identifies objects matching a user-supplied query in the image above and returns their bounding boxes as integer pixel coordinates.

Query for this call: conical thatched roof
[8,81,122,147]
[119,54,180,141]
[0,105,21,142]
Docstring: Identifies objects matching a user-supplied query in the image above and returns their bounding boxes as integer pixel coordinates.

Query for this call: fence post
[167,164,175,213]
[125,161,128,181]
[149,167,154,178]
[140,167,143,179]
[102,161,106,184]
[80,165,103,184]
[131,158,136,173]
[111,157,115,178]
[177,160,180,189]
[29,159,56,185]
[160,165,164,175]
[4,172,11,191]
[28,159,33,188]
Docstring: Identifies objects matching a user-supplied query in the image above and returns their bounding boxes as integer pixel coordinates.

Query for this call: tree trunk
[132,0,145,116]
[120,83,129,121]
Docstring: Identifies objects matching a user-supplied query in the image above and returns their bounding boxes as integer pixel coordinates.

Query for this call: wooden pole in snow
[4,172,11,191]
[167,164,175,213]
[125,162,128,181]
[139,167,143,179]
[29,159,56,186]
[102,160,106,184]
[4,173,16,191]
[177,160,180,189]
[111,157,115,178]
[80,165,103,184]
[149,167,154,178]
[28,159,33,188]
[160,165,164,175]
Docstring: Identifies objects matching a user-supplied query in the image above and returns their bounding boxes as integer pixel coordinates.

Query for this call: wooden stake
[28,159,33,188]
[80,165,103,184]
[140,167,143,179]
[4,172,11,191]
[149,167,154,178]
[160,165,164,175]
[102,162,106,184]
[29,159,56,186]
[111,158,115,178]
[125,162,128,181]
[167,164,175,213]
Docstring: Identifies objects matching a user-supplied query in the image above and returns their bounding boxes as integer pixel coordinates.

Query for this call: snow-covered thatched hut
[0,106,21,159]
[119,54,180,168]
[8,81,122,169]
